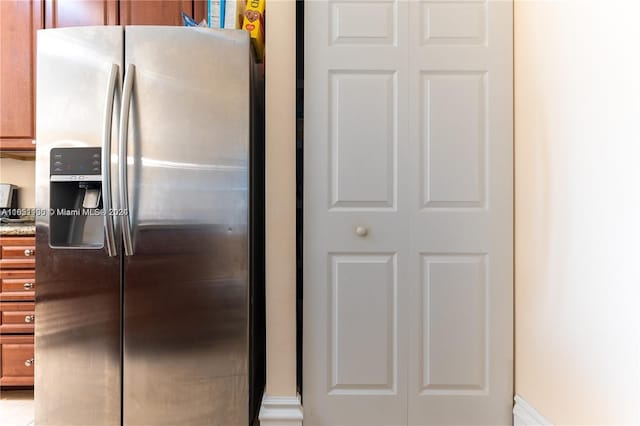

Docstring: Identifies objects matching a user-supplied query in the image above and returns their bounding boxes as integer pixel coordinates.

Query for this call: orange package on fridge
[242,0,265,61]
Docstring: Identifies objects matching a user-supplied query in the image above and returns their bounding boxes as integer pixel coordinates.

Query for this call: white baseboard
[513,395,553,426]
[258,394,303,426]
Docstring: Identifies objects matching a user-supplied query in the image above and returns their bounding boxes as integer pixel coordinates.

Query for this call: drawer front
[0,336,34,386]
[0,258,36,269]
[0,237,36,269]
[0,270,35,281]
[0,237,36,247]
[2,278,36,293]
[2,310,35,325]
[0,276,36,301]
[1,245,36,259]
[0,302,35,333]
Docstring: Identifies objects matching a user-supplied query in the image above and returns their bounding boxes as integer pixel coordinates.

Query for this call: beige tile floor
[0,389,34,426]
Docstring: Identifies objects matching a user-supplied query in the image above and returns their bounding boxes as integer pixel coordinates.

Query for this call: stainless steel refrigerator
[35,26,265,426]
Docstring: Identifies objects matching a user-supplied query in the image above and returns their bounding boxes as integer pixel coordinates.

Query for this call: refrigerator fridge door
[121,27,251,426]
[35,26,123,426]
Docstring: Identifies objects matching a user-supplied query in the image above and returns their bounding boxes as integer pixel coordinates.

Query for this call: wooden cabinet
[45,0,206,28]
[1,0,206,154]
[44,0,117,27]
[0,1,42,151]
[120,0,192,26]
[0,235,36,387]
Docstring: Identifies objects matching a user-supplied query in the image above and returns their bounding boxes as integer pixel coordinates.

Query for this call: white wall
[515,1,640,424]
[0,158,36,208]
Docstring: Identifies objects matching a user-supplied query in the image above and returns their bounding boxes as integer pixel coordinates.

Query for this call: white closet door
[304,1,410,424]
[406,1,513,424]
[303,1,512,425]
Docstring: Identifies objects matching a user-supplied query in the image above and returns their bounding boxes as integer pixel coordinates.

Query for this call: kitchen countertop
[0,224,36,236]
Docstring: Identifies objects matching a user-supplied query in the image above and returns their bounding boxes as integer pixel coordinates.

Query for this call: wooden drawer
[1,246,36,259]
[0,236,35,248]
[0,237,36,269]
[0,302,35,334]
[0,335,34,386]
[0,235,36,387]
[0,270,35,302]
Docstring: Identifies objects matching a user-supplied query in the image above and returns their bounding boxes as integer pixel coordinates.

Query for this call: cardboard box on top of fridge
[225,0,245,29]
[209,0,245,29]
[242,0,265,62]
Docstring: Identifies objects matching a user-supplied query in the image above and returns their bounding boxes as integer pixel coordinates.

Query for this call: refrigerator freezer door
[121,27,251,426]
[35,26,123,426]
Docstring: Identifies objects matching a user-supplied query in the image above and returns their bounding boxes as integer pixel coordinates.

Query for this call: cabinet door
[120,0,193,26]
[44,0,118,27]
[0,0,42,150]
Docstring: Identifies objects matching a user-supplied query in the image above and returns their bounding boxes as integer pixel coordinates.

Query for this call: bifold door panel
[303,1,513,425]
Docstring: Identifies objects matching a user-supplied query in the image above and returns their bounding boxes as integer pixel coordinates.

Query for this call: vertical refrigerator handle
[102,64,119,257]
[119,64,135,256]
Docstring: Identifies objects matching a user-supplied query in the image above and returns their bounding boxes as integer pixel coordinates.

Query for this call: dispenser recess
[49,147,104,248]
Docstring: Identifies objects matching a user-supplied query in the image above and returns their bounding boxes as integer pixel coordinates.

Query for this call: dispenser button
[92,168,100,173]
[53,168,63,173]
[54,154,62,159]
[82,188,102,209]
[92,153,100,158]
[54,161,63,167]
[92,160,100,166]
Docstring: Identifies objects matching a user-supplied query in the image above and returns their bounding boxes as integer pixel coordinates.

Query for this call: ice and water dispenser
[49,147,105,248]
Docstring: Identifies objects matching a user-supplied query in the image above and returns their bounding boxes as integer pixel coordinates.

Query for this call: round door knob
[24,359,34,367]
[24,315,34,323]
[24,249,34,256]
[23,282,33,290]
[355,226,368,237]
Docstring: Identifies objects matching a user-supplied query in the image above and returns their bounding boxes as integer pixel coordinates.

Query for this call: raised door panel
[120,0,193,26]
[44,0,118,27]
[0,0,42,147]
[330,1,396,46]
[330,71,396,210]
[420,0,487,46]
[329,254,397,394]
[420,72,486,209]
[419,254,487,393]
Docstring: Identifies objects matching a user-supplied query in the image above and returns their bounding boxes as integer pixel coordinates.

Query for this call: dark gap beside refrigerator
[250,53,267,425]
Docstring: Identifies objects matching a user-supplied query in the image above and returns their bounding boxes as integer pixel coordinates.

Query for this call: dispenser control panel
[50,148,101,176]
